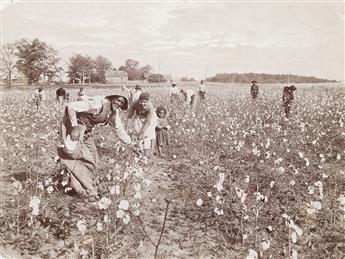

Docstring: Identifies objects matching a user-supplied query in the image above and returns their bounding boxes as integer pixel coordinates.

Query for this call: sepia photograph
[0,0,344,258]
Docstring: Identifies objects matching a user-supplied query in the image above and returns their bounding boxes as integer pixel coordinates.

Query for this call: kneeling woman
[57,94,132,197]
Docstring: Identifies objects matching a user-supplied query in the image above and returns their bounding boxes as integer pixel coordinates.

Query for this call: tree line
[1,38,338,86]
[207,73,337,84]
[0,38,159,85]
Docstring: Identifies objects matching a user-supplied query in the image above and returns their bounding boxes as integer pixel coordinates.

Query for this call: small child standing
[155,106,170,157]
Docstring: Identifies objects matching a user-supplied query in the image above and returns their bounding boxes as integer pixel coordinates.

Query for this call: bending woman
[57,94,132,197]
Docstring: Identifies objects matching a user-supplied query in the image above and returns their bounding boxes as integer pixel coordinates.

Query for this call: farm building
[105,70,128,84]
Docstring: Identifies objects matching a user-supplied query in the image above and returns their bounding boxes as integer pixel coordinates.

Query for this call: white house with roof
[105,70,128,84]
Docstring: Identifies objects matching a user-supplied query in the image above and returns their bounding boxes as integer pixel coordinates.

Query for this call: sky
[1,0,344,81]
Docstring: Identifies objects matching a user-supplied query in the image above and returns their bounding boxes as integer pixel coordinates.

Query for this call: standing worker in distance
[283,85,297,118]
[32,87,46,110]
[198,80,206,101]
[250,80,259,99]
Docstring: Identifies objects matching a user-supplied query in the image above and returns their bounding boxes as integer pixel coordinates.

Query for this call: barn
[105,70,128,84]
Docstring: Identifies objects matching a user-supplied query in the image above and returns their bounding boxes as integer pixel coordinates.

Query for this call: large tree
[67,54,94,84]
[94,55,112,83]
[139,64,152,80]
[15,38,62,84]
[119,59,153,81]
[0,43,16,86]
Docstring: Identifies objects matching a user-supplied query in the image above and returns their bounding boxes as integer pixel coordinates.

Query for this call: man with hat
[57,94,133,197]
[126,92,157,156]
[122,84,143,105]
[250,80,259,99]
[283,85,297,118]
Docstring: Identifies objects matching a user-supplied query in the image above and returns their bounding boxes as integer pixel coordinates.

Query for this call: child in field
[32,87,46,110]
[155,106,170,157]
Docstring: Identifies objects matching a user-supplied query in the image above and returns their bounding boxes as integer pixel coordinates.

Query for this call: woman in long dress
[57,94,132,197]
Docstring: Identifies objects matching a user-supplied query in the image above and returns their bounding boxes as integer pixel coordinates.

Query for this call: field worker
[283,85,297,118]
[57,94,134,198]
[121,84,130,100]
[198,80,206,100]
[250,80,259,99]
[169,83,179,103]
[180,89,198,108]
[77,87,88,101]
[155,106,170,157]
[122,85,143,105]
[126,93,157,156]
[56,87,67,103]
[32,87,46,110]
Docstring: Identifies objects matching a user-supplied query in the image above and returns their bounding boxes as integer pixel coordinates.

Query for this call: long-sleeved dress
[57,96,131,197]
[126,100,157,150]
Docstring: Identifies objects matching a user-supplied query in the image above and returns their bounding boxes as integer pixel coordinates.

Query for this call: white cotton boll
[246,249,258,259]
[290,180,296,186]
[46,186,54,194]
[278,166,285,174]
[291,249,298,259]
[307,207,316,215]
[282,213,290,220]
[291,231,298,243]
[196,198,203,206]
[37,182,44,191]
[134,192,142,199]
[270,181,275,188]
[76,219,87,236]
[338,194,345,206]
[304,158,310,167]
[96,222,103,232]
[244,175,250,183]
[116,209,125,219]
[110,185,121,195]
[308,186,315,194]
[289,220,303,236]
[214,207,224,216]
[298,152,304,158]
[103,214,110,223]
[29,196,41,216]
[261,240,270,250]
[207,192,212,197]
[123,213,130,224]
[98,197,112,210]
[216,195,224,204]
[118,200,129,210]
[214,182,224,192]
[311,201,322,211]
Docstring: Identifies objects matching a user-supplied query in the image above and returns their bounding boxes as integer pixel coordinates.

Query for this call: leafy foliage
[207,73,338,84]
[15,38,63,84]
